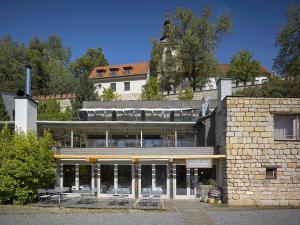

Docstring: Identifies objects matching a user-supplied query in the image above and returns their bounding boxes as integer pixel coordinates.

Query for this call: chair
[48,189,61,204]
[151,194,160,208]
[37,189,49,203]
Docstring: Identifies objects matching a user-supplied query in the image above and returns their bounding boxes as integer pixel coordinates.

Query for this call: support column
[187,168,191,196]
[105,130,109,147]
[97,162,101,197]
[71,129,74,148]
[138,164,141,198]
[166,163,170,198]
[194,168,198,197]
[173,164,176,199]
[114,164,118,193]
[75,164,79,190]
[91,164,95,190]
[59,163,63,188]
[174,130,177,147]
[152,164,155,190]
[131,164,136,198]
[140,129,143,147]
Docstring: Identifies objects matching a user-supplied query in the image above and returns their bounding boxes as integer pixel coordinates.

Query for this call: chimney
[217,78,232,112]
[14,65,37,133]
[25,64,32,96]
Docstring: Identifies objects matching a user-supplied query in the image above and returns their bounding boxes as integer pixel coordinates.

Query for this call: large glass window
[124,82,130,91]
[118,165,132,194]
[101,165,114,194]
[110,83,116,92]
[79,165,91,190]
[155,165,167,194]
[274,115,298,140]
[176,165,187,195]
[141,165,152,194]
[198,166,216,185]
[63,165,75,189]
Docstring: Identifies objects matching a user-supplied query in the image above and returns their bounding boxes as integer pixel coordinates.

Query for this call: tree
[0,94,9,121]
[150,6,231,91]
[227,50,261,83]
[273,4,300,78]
[0,126,56,204]
[178,88,194,100]
[38,100,73,121]
[141,77,163,100]
[102,87,116,101]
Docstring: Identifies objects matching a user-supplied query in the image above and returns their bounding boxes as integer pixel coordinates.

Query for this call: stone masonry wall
[216,97,300,206]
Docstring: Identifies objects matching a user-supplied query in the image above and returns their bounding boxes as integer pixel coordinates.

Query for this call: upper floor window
[96,69,105,77]
[110,68,119,77]
[95,83,102,89]
[123,67,132,75]
[124,82,130,91]
[110,83,116,92]
[274,115,298,140]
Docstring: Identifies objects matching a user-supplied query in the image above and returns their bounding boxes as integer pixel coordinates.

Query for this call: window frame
[96,70,105,77]
[124,82,130,91]
[110,83,116,92]
[273,114,299,141]
[265,167,277,179]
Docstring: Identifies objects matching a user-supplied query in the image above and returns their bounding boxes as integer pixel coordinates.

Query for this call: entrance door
[176,165,187,195]
[141,165,152,194]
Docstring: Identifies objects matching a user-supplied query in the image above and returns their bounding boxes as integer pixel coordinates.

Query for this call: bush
[0,126,56,204]
[178,88,194,100]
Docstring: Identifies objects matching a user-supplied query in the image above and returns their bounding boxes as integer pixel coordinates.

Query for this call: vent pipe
[25,65,32,96]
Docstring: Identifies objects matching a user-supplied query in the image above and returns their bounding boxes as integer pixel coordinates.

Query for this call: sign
[186,159,212,168]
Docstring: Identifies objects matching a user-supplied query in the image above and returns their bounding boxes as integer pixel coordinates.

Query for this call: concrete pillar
[174,130,177,147]
[105,130,109,147]
[173,164,176,198]
[75,164,79,190]
[91,164,95,190]
[152,164,155,190]
[187,168,190,196]
[194,168,198,197]
[131,164,136,198]
[97,162,101,197]
[166,164,170,198]
[114,164,118,193]
[71,129,74,148]
[59,163,63,188]
[138,164,141,198]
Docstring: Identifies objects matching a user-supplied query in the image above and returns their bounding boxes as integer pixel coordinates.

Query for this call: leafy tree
[235,76,300,98]
[0,94,9,121]
[273,4,300,78]
[227,50,261,83]
[150,6,231,91]
[178,88,194,100]
[0,126,55,204]
[38,100,73,121]
[102,87,117,101]
[141,77,163,100]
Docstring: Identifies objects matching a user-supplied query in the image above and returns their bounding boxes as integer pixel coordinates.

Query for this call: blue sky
[0,0,298,72]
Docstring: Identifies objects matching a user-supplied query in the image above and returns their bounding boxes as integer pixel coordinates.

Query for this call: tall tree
[0,94,9,121]
[141,77,163,100]
[150,6,231,91]
[273,4,300,78]
[227,50,261,83]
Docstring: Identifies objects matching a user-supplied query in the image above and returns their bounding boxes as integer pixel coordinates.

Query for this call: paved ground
[1,201,300,225]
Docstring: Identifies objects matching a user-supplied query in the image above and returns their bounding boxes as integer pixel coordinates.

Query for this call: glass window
[96,70,105,77]
[176,165,187,195]
[123,68,132,75]
[141,165,152,194]
[63,165,75,190]
[266,168,277,179]
[274,115,297,140]
[118,165,132,194]
[110,83,116,92]
[110,70,117,77]
[79,165,91,190]
[100,165,114,193]
[155,165,167,194]
[124,82,130,91]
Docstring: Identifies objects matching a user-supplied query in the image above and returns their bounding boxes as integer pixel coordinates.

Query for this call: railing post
[140,129,143,147]
[174,130,177,147]
[71,129,74,148]
[106,130,109,147]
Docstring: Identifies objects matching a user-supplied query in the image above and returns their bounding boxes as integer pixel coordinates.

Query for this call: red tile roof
[89,62,149,79]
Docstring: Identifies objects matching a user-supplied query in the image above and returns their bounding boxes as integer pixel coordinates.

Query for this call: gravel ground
[0,210,183,225]
[207,208,300,225]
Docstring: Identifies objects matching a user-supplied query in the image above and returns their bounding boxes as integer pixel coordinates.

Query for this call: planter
[208,198,215,204]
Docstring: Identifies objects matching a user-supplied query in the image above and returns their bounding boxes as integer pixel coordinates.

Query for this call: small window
[96,69,105,77]
[124,82,130,91]
[274,115,298,140]
[266,168,277,179]
[95,83,102,89]
[123,67,132,75]
[110,83,116,92]
[111,70,117,77]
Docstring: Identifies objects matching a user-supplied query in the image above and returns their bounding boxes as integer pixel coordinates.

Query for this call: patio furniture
[139,194,151,207]
[150,194,160,208]
[47,189,62,205]
[37,189,50,203]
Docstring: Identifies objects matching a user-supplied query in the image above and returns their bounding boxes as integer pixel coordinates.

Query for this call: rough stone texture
[216,97,300,206]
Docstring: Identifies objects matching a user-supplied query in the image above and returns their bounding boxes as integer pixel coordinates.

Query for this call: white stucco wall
[95,78,146,100]
[15,98,37,132]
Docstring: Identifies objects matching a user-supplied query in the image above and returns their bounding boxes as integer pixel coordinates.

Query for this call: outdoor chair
[37,189,50,203]
[47,189,62,205]
[139,194,151,207]
[150,194,160,208]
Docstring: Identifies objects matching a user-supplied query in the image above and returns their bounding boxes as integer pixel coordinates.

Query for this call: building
[89,62,149,100]
[3,78,300,205]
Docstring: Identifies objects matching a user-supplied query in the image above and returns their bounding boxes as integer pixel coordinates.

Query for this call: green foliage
[273,4,300,78]
[0,126,56,204]
[141,77,163,100]
[227,50,261,83]
[150,6,231,91]
[235,76,300,98]
[38,100,73,121]
[0,94,9,121]
[102,87,116,101]
[178,88,194,100]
